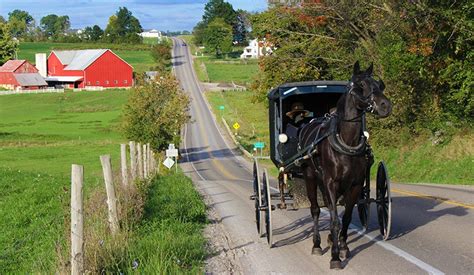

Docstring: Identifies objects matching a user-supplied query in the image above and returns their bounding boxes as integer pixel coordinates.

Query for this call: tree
[40,14,58,37]
[8,10,34,38]
[122,74,190,151]
[203,0,237,26]
[204,18,233,57]
[40,14,70,39]
[234,9,251,43]
[0,16,5,24]
[0,23,18,65]
[193,21,207,45]
[104,7,142,43]
[150,40,172,72]
[83,25,104,41]
[251,0,473,136]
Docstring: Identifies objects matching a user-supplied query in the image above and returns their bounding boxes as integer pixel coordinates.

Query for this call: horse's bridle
[348,81,377,114]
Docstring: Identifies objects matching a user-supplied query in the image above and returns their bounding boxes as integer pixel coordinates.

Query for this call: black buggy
[251,81,392,247]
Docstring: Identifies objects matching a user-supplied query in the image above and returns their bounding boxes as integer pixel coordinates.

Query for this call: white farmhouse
[240,39,273,59]
[139,29,163,40]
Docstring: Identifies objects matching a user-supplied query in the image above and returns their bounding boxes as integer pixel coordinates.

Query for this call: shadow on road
[179,146,239,163]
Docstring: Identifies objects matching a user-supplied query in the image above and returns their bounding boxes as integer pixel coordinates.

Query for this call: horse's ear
[366,63,374,75]
[379,79,385,90]
[353,61,361,75]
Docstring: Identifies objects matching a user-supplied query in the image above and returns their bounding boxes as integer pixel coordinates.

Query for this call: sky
[0,0,268,31]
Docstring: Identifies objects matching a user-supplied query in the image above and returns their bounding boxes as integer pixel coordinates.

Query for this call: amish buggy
[250,62,393,269]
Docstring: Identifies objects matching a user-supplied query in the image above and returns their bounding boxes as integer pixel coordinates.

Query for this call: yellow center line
[391,188,474,209]
[181,53,239,181]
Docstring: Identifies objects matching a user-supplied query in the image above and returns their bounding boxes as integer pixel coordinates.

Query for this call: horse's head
[349,61,392,118]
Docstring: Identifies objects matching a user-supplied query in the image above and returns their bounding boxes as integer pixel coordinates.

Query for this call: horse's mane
[336,91,348,117]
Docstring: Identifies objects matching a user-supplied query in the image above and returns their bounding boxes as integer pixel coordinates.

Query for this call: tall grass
[80,171,207,273]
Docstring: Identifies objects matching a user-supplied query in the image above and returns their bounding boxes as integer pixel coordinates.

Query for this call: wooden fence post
[147,143,153,175]
[137,143,144,179]
[143,144,148,178]
[129,141,137,181]
[100,155,119,234]
[71,164,84,275]
[120,144,129,186]
[150,150,155,175]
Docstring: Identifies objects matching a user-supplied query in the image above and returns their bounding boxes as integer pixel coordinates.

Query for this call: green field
[0,90,128,273]
[205,89,474,184]
[18,42,155,73]
[178,35,259,86]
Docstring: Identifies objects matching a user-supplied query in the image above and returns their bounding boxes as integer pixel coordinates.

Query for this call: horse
[298,61,392,269]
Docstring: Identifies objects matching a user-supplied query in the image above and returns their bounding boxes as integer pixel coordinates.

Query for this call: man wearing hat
[285,102,311,140]
[286,102,310,126]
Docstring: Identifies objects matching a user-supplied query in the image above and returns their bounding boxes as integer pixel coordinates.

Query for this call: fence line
[0,88,65,95]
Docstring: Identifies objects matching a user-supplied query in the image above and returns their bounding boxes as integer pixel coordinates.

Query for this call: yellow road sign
[233,122,240,130]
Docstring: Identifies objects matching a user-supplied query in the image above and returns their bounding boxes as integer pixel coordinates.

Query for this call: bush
[122,74,190,151]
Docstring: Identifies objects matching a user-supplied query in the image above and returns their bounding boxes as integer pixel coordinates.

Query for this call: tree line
[0,7,144,43]
[249,0,472,139]
[193,0,252,57]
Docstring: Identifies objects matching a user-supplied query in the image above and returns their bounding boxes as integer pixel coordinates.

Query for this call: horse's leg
[339,184,361,259]
[323,178,342,269]
[304,168,322,255]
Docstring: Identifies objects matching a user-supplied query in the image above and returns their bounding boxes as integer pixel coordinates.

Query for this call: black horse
[298,61,392,269]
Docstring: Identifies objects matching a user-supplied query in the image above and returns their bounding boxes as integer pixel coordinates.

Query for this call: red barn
[0,60,48,90]
[45,49,133,88]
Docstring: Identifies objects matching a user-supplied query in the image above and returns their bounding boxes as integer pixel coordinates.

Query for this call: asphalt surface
[172,38,474,274]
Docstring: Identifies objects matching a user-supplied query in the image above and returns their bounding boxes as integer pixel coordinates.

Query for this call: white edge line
[268,185,444,275]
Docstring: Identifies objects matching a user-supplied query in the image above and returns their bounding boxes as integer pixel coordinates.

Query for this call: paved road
[172,38,474,274]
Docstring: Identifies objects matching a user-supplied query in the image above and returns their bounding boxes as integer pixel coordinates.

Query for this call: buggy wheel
[357,184,370,232]
[262,169,273,247]
[376,161,392,241]
[253,159,263,236]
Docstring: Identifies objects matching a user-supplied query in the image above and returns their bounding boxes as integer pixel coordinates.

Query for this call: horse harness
[289,83,374,173]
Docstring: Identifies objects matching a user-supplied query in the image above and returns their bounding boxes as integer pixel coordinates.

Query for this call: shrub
[122,74,190,151]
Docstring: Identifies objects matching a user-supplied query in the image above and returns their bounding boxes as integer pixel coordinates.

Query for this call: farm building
[44,49,133,88]
[0,60,48,90]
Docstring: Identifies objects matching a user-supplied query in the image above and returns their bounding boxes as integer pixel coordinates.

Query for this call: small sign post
[219,105,225,117]
[254,141,265,157]
[165,144,179,172]
[233,122,240,136]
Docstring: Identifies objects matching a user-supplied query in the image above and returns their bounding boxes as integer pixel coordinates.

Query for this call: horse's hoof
[330,260,343,270]
[340,249,351,259]
[312,247,323,255]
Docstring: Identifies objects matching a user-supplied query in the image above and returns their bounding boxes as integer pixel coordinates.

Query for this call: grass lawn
[0,90,128,273]
[178,36,259,86]
[205,59,259,86]
[205,89,474,185]
[124,172,207,273]
[18,42,155,73]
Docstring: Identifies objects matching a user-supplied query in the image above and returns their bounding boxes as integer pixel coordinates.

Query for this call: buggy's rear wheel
[253,160,263,236]
[262,169,273,247]
[376,161,392,241]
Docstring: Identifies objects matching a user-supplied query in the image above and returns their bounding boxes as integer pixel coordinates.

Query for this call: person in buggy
[285,102,311,138]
